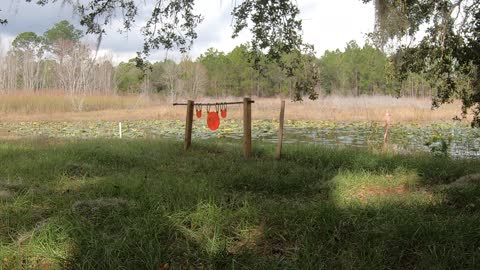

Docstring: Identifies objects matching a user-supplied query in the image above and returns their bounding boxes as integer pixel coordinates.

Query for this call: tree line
[0,20,435,100]
[0,20,114,97]
[319,41,434,97]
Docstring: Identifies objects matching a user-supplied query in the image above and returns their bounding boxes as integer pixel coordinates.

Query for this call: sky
[0,0,375,63]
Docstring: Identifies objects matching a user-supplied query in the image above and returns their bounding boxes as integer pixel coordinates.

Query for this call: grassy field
[0,139,479,269]
[0,92,470,123]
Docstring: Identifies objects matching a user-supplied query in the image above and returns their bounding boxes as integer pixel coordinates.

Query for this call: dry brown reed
[0,90,154,114]
[251,96,470,123]
[0,93,471,123]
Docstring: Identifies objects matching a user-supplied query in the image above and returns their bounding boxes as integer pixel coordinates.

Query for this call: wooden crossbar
[173,101,254,106]
[180,98,253,159]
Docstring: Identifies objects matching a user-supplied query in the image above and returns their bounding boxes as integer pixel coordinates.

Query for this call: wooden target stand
[173,97,254,159]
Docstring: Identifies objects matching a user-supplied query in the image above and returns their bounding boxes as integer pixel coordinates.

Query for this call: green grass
[0,138,479,269]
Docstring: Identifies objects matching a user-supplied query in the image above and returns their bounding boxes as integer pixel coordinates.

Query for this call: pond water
[0,119,479,158]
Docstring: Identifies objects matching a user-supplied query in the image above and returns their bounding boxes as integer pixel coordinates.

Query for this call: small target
[195,104,202,118]
[220,103,227,118]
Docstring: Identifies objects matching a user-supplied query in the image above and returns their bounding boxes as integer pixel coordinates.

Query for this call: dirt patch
[257,235,298,260]
[0,182,26,200]
[446,174,480,189]
[227,225,264,255]
[0,190,13,200]
[16,219,49,245]
[71,197,135,220]
[0,182,25,192]
[354,184,409,201]
[63,163,92,179]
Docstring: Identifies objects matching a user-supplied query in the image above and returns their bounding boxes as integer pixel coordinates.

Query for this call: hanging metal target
[206,104,220,130]
[195,104,202,118]
[220,102,227,118]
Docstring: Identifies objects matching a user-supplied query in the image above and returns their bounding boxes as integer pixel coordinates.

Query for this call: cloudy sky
[0,0,375,63]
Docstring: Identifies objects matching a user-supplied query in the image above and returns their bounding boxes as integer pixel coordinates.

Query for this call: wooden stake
[383,111,391,149]
[277,100,285,160]
[118,122,122,138]
[185,100,194,150]
[243,97,252,159]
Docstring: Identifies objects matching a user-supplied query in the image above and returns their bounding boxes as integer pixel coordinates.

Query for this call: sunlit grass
[328,168,439,208]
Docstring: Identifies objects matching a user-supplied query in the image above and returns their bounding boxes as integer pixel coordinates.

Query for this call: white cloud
[299,0,375,54]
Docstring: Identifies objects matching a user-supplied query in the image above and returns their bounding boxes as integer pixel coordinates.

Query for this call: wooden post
[243,97,252,159]
[185,100,194,150]
[276,100,285,160]
[383,111,391,149]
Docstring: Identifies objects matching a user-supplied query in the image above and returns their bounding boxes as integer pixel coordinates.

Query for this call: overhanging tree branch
[2,0,320,101]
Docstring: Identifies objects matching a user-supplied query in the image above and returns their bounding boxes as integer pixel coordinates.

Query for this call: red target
[207,112,220,130]
[220,103,227,118]
[206,104,220,130]
[195,105,202,118]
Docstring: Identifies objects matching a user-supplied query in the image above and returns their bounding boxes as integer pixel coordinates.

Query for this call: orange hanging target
[220,103,227,118]
[195,104,202,118]
[206,104,220,130]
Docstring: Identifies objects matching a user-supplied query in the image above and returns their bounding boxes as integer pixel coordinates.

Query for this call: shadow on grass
[0,139,479,269]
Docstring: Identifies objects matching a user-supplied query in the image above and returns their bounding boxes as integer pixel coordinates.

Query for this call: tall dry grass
[253,96,469,123]
[0,92,470,123]
[177,95,468,123]
[0,91,155,114]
